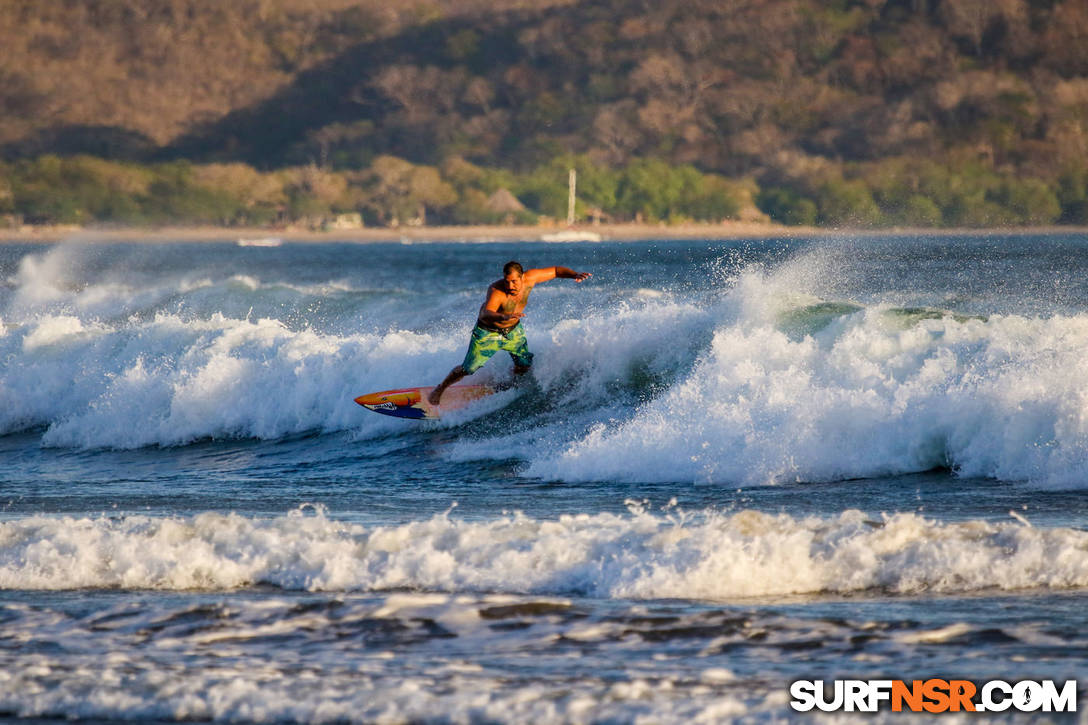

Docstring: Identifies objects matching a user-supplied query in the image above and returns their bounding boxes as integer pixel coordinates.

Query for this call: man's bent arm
[478,287,522,324]
[478,307,521,324]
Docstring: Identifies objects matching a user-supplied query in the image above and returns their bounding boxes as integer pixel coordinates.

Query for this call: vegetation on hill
[2,0,1088,228]
[0,153,755,228]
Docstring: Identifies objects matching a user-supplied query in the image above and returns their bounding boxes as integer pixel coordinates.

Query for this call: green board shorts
[461,323,534,373]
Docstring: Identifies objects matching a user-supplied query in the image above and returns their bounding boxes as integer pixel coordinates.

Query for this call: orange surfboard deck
[354,385,494,420]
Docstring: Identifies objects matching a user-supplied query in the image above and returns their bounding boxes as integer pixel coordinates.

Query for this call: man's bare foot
[430,366,467,406]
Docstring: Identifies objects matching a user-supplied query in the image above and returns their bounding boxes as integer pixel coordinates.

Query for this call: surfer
[429,261,592,405]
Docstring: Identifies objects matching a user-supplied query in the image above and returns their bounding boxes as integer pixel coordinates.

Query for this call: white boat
[236,237,283,247]
[539,230,602,242]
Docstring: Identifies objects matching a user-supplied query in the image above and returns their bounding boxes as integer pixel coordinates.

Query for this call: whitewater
[1,234,1086,723]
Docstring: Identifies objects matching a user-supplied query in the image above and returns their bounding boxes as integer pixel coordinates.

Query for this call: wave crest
[531,272,1088,487]
[3,506,1086,597]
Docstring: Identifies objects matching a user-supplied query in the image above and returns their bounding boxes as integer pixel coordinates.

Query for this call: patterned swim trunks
[461,323,534,373]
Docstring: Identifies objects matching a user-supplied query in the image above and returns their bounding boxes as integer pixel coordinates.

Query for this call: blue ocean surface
[1,234,1087,722]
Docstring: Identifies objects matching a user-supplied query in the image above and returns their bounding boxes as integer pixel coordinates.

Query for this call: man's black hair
[503,261,524,276]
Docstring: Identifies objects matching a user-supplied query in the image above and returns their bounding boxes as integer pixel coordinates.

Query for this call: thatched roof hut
[485,188,526,214]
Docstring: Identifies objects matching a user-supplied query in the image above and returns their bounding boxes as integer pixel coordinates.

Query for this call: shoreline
[2,221,1087,243]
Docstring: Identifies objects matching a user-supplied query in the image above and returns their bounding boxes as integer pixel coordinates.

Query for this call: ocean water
[1,234,1087,723]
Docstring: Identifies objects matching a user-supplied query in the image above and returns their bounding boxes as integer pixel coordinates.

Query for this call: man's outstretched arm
[526,267,592,284]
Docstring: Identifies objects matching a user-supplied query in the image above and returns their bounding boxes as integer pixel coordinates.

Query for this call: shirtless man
[429,260,591,405]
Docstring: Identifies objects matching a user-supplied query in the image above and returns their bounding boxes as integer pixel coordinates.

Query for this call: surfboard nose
[354,390,418,407]
[354,392,383,406]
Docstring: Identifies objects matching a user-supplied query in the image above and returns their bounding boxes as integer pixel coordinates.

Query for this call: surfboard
[354,385,495,420]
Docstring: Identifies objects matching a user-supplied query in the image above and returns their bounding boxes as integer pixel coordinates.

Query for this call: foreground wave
[6,589,1079,724]
[2,505,1086,597]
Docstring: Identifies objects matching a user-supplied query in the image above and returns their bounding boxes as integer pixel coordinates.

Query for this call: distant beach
[3,221,1086,244]
[0,221,795,243]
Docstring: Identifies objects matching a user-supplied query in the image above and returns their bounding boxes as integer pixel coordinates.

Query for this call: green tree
[944,191,1005,227]
[362,156,456,225]
[757,187,818,226]
[681,174,742,221]
[0,166,13,215]
[815,178,882,226]
[990,177,1061,225]
[144,161,243,225]
[193,163,286,225]
[11,155,155,224]
[900,195,943,226]
[615,160,705,222]
[1057,167,1088,224]
[513,169,568,220]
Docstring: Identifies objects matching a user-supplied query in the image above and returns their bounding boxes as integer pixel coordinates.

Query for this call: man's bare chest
[498,288,530,312]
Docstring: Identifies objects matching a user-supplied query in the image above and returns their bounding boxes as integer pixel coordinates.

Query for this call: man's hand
[572,271,592,282]
[504,312,525,321]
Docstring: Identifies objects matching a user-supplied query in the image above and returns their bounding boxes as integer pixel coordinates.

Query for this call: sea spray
[530,271,1088,487]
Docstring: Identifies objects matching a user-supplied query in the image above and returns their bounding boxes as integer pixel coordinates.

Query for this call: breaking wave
[2,505,1086,597]
[5,240,1088,488]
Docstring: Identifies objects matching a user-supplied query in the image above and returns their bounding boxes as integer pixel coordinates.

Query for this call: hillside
[3,0,1088,228]
[0,0,571,153]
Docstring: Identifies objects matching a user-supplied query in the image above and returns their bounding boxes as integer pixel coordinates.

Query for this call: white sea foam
[3,674,747,725]
[0,247,699,447]
[7,244,155,321]
[5,246,383,327]
[3,314,470,446]
[2,506,1086,597]
[20,315,98,351]
[530,270,1088,487]
[1,245,528,445]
